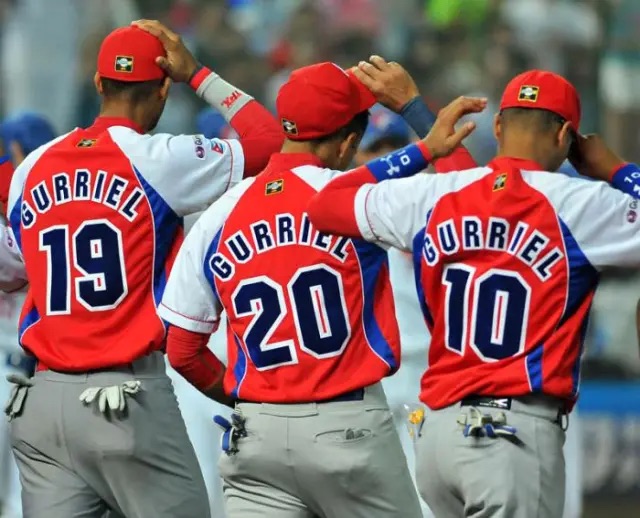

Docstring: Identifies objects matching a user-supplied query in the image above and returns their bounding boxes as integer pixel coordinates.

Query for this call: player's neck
[98,102,148,133]
[496,137,554,171]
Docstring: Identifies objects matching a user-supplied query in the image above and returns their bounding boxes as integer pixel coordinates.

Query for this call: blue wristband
[611,163,640,198]
[366,142,430,183]
[400,96,437,139]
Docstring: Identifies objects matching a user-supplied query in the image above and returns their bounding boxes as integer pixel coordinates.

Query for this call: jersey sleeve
[550,176,640,269]
[158,179,253,332]
[110,128,245,217]
[354,168,489,251]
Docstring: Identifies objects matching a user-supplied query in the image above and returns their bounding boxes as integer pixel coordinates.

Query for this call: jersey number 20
[39,219,128,314]
[232,265,350,370]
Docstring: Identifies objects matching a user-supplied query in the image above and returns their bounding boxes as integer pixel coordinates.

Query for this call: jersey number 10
[39,219,128,314]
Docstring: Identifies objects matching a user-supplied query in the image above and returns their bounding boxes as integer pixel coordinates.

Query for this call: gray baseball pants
[9,352,210,518]
[218,383,423,518]
[415,395,567,518]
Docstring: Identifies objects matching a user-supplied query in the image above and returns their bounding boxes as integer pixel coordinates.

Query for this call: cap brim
[346,70,377,113]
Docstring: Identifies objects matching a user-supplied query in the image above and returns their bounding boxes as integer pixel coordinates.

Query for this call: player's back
[9,123,182,371]
[209,154,400,402]
[418,159,597,408]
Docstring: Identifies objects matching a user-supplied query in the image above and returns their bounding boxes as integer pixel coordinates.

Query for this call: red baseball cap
[499,70,581,129]
[276,62,377,140]
[97,27,166,82]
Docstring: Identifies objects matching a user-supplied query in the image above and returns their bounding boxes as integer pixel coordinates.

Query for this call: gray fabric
[9,352,210,518]
[415,398,566,518]
[218,383,423,518]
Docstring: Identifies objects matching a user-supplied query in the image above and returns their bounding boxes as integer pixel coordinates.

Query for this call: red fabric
[189,66,211,91]
[97,27,166,82]
[276,62,376,140]
[0,158,14,207]
[435,147,477,173]
[307,165,377,238]
[230,100,284,177]
[500,70,581,129]
[166,325,225,393]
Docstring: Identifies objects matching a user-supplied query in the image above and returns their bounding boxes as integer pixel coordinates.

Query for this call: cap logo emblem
[115,56,134,73]
[493,173,507,192]
[518,85,539,103]
[265,179,284,195]
[281,118,298,136]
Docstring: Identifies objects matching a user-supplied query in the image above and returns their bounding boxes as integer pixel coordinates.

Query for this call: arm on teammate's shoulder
[166,325,234,407]
[0,225,27,292]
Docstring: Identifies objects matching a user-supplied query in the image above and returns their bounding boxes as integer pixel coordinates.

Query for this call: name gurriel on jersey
[20,169,145,228]
[210,212,351,281]
[422,216,565,281]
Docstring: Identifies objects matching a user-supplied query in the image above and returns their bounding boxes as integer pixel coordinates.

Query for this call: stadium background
[0,0,639,516]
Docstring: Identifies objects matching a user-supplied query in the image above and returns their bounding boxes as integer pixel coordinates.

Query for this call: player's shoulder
[190,177,256,237]
[290,164,345,191]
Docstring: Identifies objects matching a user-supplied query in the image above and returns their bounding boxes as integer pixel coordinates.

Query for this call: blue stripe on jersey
[352,240,397,371]
[202,227,224,302]
[19,305,40,345]
[558,219,599,326]
[572,302,592,396]
[9,195,22,252]
[525,342,544,392]
[231,332,248,399]
[412,227,434,327]
[134,167,182,306]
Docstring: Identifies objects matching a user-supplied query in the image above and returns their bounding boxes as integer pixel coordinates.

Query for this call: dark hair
[500,107,568,132]
[309,110,370,146]
[101,78,165,104]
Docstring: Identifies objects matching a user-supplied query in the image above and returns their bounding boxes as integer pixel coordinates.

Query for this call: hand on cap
[132,20,198,83]
[569,133,625,181]
[352,56,419,113]
[422,96,487,160]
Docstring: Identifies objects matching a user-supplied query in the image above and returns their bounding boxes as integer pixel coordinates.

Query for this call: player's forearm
[166,325,233,407]
[400,97,477,173]
[610,163,640,199]
[190,67,283,176]
[308,141,431,237]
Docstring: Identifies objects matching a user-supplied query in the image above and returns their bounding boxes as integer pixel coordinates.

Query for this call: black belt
[461,395,514,410]
[239,388,365,405]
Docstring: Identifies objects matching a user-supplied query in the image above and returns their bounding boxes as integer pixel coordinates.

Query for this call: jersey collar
[89,117,144,134]
[488,156,546,171]
[265,152,326,171]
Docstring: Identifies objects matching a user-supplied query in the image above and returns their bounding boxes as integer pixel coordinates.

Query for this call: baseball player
[309,71,640,517]
[159,61,435,517]
[0,113,54,518]
[0,19,282,518]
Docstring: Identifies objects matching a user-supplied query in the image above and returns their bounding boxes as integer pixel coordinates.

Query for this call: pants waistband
[458,394,566,421]
[34,352,166,382]
[237,383,388,417]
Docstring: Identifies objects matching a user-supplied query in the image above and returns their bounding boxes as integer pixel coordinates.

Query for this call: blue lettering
[312,231,331,251]
[299,213,312,245]
[21,201,35,228]
[276,214,295,246]
[104,176,128,209]
[487,218,509,251]
[462,217,482,250]
[226,231,253,263]
[331,236,350,262]
[508,222,529,254]
[74,169,91,200]
[31,182,51,213]
[518,231,549,265]
[119,188,144,222]
[423,233,439,266]
[251,221,275,253]
[52,174,71,204]
[437,220,459,255]
[93,171,107,202]
[209,254,234,280]
[533,247,564,281]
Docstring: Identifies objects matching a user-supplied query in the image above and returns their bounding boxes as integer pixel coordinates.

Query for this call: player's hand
[422,96,486,160]
[352,56,420,113]
[132,20,198,83]
[569,133,625,181]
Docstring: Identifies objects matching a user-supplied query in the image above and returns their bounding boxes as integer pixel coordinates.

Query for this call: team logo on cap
[265,179,284,195]
[493,173,507,192]
[518,85,539,103]
[76,138,97,148]
[115,56,134,73]
[281,118,298,136]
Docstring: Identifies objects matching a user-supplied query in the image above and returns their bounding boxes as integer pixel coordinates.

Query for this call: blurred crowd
[0,0,639,376]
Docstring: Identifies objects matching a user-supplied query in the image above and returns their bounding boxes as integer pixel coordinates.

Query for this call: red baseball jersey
[159,153,400,402]
[352,157,640,409]
[7,117,245,371]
